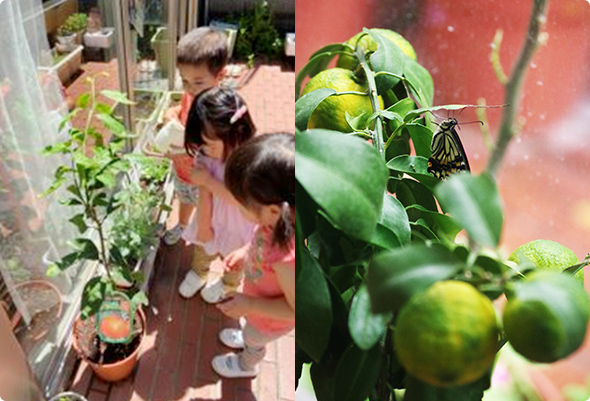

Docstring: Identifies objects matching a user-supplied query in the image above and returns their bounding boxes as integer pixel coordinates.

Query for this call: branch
[486,0,549,176]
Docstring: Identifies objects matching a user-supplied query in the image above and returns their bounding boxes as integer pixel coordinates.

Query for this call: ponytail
[273,202,295,251]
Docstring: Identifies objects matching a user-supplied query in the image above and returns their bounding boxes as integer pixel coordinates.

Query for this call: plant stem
[486,0,549,176]
[357,50,385,159]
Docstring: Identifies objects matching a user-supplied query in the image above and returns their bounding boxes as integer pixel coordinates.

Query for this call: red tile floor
[64,59,295,401]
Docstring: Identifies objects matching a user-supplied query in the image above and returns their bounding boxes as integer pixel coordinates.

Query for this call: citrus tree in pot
[41,76,167,382]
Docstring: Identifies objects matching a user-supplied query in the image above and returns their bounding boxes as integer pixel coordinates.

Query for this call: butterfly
[427,118,471,180]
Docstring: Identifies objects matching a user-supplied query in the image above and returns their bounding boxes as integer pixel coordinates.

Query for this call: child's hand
[163,105,181,123]
[225,246,249,271]
[216,294,251,319]
[188,163,213,187]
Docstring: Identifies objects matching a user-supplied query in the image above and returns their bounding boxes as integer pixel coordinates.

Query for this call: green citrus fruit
[301,67,378,132]
[337,29,417,71]
[503,271,590,362]
[508,239,584,285]
[394,280,499,387]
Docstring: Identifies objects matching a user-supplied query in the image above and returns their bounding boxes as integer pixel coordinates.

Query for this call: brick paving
[64,60,295,401]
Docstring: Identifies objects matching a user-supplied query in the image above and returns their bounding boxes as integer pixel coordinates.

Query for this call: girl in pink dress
[178,87,257,300]
[211,133,295,378]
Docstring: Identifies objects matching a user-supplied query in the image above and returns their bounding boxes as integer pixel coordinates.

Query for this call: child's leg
[164,173,198,245]
[211,322,290,378]
[179,245,218,298]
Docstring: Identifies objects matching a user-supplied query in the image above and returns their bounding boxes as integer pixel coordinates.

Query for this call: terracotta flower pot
[72,307,146,382]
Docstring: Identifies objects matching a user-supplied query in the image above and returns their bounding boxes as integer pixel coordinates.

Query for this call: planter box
[83,28,115,49]
[39,45,83,85]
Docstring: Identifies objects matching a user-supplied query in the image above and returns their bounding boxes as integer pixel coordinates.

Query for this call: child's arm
[189,163,241,207]
[196,188,214,242]
[216,262,295,321]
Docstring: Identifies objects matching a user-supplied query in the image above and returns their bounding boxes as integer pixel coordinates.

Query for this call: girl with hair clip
[178,86,256,300]
[211,132,295,378]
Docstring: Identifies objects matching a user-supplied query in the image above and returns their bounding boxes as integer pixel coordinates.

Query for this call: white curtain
[0,0,80,393]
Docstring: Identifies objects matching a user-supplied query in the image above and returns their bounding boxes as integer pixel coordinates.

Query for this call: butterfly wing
[428,119,470,180]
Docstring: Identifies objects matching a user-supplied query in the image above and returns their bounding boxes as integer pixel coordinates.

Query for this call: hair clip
[230,105,248,124]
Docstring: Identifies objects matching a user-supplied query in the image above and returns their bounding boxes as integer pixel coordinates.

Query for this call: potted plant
[48,391,88,401]
[41,76,167,382]
[295,1,590,399]
[56,13,88,53]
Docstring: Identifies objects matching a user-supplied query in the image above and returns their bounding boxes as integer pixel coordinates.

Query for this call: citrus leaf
[365,28,405,93]
[404,104,484,123]
[296,247,332,363]
[296,130,388,242]
[435,173,503,248]
[404,56,435,108]
[366,244,463,313]
[406,204,463,240]
[404,372,491,401]
[296,43,350,99]
[406,123,434,158]
[387,155,435,186]
[348,284,392,350]
[333,343,382,401]
[295,88,336,131]
[379,192,411,246]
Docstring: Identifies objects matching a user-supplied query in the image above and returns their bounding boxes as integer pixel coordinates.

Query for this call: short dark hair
[184,87,256,161]
[225,133,295,249]
[176,27,228,76]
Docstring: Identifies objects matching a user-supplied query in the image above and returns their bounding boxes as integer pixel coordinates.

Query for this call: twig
[490,29,508,85]
[486,0,550,176]
[476,98,494,151]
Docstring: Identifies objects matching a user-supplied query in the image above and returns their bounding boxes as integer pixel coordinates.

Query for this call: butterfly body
[428,118,471,180]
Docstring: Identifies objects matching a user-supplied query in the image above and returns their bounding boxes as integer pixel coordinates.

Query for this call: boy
[163,27,228,247]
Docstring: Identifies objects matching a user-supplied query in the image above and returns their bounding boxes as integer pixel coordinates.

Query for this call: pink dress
[243,226,295,334]
[182,157,256,257]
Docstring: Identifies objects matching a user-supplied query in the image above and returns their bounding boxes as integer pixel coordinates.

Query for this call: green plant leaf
[296,130,388,242]
[54,251,81,272]
[406,123,434,158]
[348,284,392,350]
[295,88,336,131]
[69,213,88,234]
[76,93,91,109]
[379,192,411,246]
[100,90,135,105]
[71,238,100,261]
[365,28,405,93]
[404,104,482,123]
[404,372,491,401]
[404,56,435,108]
[81,276,107,320]
[435,173,503,248]
[333,343,382,401]
[131,290,149,307]
[406,204,463,240]
[366,244,463,313]
[96,113,126,136]
[395,178,438,220]
[296,43,349,99]
[296,247,332,363]
[387,155,439,190]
